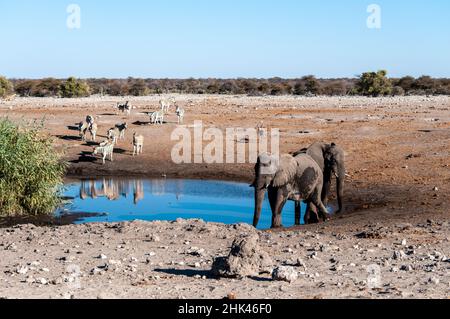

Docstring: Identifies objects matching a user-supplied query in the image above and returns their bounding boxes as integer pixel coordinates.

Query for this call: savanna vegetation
[0,119,66,217]
[3,72,450,98]
[0,76,14,98]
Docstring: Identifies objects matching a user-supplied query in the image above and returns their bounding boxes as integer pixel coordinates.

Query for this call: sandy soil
[0,95,449,299]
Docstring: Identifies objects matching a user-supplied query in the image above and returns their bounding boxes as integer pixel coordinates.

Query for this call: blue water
[57,179,307,229]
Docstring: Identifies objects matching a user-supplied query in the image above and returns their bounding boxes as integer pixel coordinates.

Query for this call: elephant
[293,142,345,224]
[251,153,329,229]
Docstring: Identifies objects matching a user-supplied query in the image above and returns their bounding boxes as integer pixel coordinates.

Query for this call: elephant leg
[310,187,329,222]
[305,202,320,224]
[272,190,287,228]
[267,187,277,214]
[321,169,332,207]
[294,201,301,226]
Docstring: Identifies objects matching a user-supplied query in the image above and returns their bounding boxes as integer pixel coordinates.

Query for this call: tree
[14,80,35,97]
[355,70,393,97]
[128,78,149,96]
[59,77,90,98]
[302,75,321,95]
[412,76,437,94]
[395,76,415,93]
[0,76,14,98]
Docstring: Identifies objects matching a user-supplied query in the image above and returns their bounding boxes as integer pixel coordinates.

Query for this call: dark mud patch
[0,212,107,228]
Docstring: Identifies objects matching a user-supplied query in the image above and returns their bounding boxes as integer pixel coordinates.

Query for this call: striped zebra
[93,141,115,164]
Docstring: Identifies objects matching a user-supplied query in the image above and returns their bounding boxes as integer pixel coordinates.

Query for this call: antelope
[132,133,144,156]
[93,141,115,165]
[175,105,185,124]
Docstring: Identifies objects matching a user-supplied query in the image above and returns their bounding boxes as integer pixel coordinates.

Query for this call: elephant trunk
[253,187,266,228]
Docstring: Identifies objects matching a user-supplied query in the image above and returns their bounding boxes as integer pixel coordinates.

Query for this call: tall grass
[0,118,67,217]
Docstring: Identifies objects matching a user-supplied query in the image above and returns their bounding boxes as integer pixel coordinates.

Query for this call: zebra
[117,101,132,115]
[78,122,90,141]
[159,97,175,114]
[115,123,128,140]
[93,142,114,165]
[132,133,144,156]
[79,115,97,142]
[175,105,185,124]
[150,111,164,125]
[86,115,95,125]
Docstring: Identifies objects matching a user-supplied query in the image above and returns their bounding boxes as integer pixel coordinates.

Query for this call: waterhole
[57,178,311,229]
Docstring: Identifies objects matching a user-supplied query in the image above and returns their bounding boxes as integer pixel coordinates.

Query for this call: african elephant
[251,153,329,229]
[293,142,345,224]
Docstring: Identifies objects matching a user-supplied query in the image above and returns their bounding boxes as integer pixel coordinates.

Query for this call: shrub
[0,119,66,216]
[59,77,90,98]
[355,70,393,97]
[0,76,14,98]
[392,86,405,96]
[32,78,62,97]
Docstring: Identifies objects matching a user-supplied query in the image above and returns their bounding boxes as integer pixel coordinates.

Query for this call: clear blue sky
[1,0,449,79]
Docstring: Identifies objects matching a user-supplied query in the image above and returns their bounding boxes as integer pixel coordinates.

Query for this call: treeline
[2,71,450,98]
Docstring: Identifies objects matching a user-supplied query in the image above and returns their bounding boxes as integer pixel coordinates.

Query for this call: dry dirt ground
[0,95,449,299]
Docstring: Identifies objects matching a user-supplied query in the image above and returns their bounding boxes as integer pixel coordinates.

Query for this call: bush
[32,78,62,97]
[59,77,90,98]
[355,70,393,97]
[0,119,66,216]
[0,76,14,98]
[392,86,405,96]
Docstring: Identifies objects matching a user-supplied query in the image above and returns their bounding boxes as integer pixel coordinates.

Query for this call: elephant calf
[251,153,329,229]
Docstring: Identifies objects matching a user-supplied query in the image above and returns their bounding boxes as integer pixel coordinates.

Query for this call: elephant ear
[272,154,299,187]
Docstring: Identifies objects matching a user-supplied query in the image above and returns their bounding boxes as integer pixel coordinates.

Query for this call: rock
[187,247,206,257]
[428,277,440,285]
[97,254,107,260]
[211,235,272,278]
[36,278,48,285]
[295,258,307,270]
[330,264,343,272]
[147,234,160,242]
[400,265,413,272]
[393,250,407,260]
[272,266,298,283]
[16,266,28,275]
[226,292,237,300]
